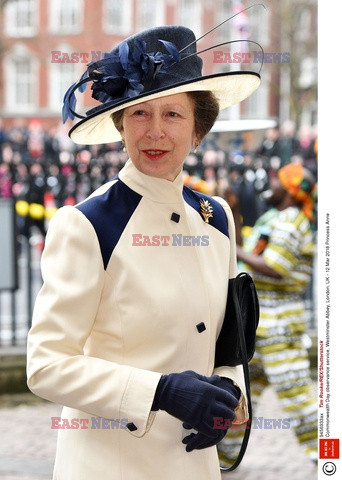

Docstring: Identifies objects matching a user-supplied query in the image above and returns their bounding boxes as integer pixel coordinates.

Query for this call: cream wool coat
[27,159,247,480]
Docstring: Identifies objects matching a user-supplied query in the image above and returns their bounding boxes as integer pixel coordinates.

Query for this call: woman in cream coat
[27,24,260,479]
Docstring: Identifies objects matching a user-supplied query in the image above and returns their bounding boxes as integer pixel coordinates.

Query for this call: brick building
[0,0,316,131]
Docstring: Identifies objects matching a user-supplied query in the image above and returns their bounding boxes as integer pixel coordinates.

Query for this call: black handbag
[215,271,260,472]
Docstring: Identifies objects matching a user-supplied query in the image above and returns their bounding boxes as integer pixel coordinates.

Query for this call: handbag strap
[220,275,253,472]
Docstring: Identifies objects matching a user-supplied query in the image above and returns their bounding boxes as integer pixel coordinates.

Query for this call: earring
[122,139,126,153]
[194,141,199,154]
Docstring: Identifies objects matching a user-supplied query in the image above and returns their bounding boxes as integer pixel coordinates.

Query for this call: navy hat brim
[69,71,260,145]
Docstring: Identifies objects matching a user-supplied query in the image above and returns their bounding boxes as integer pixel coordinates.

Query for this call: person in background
[218,162,318,466]
[256,126,280,164]
[26,23,261,480]
[228,160,261,233]
[278,120,300,167]
[0,118,8,153]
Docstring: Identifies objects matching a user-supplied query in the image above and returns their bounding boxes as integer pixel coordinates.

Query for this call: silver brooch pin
[200,199,213,224]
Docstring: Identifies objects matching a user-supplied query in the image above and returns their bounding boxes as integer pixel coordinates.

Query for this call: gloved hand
[151,370,238,438]
[182,377,240,452]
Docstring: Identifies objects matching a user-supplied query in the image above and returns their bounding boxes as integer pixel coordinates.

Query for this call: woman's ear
[121,137,126,152]
[192,134,198,146]
[193,139,200,153]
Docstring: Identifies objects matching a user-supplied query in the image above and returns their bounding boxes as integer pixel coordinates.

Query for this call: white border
[317,0,342,478]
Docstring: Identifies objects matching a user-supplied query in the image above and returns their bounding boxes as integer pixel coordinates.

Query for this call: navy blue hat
[65,24,261,145]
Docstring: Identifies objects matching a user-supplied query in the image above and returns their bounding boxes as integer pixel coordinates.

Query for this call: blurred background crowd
[0,117,318,245]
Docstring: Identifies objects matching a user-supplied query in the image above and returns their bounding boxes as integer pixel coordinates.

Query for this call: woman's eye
[133,110,146,116]
[168,111,179,117]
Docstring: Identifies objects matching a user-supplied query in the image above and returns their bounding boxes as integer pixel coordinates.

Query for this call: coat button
[126,422,138,432]
[171,212,180,223]
[196,322,206,333]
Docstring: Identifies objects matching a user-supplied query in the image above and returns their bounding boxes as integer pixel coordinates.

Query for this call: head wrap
[278,163,317,221]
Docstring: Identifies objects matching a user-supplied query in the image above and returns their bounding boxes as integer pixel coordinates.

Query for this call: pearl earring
[194,141,199,154]
[122,139,126,153]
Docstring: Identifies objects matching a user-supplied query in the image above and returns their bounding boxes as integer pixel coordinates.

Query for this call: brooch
[200,199,213,224]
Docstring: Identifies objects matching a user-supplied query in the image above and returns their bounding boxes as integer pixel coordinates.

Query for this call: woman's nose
[145,116,166,141]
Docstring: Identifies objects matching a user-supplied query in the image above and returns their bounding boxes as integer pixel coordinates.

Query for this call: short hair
[187,90,220,141]
[111,90,220,142]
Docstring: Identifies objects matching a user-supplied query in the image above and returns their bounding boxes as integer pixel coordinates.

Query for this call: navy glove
[182,377,240,452]
[152,370,237,438]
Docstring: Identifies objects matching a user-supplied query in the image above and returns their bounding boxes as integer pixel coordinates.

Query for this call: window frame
[48,0,83,35]
[103,0,133,35]
[4,47,39,113]
[4,0,39,38]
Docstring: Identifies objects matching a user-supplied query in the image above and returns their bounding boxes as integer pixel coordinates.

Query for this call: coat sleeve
[211,196,248,422]
[26,206,161,437]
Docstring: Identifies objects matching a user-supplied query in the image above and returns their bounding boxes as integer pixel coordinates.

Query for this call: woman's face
[121,93,198,181]
[268,176,287,207]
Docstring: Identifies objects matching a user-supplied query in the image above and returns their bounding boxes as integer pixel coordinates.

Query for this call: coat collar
[118,159,184,204]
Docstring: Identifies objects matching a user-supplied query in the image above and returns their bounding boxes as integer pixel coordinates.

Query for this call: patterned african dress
[218,205,317,465]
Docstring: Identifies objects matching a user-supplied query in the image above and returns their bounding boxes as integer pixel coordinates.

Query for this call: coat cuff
[121,368,162,437]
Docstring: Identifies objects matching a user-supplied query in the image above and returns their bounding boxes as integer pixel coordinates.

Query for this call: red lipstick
[142,149,169,160]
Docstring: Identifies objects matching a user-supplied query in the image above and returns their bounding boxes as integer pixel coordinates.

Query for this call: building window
[103,0,132,35]
[246,2,268,47]
[49,50,80,112]
[49,0,83,34]
[177,0,202,37]
[296,8,312,42]
[5,52,38,112]
[243,70,268,119]
[4,0,39,37]
[136,0,165,31]
[215,0,233,42]
[298,57,317,89]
